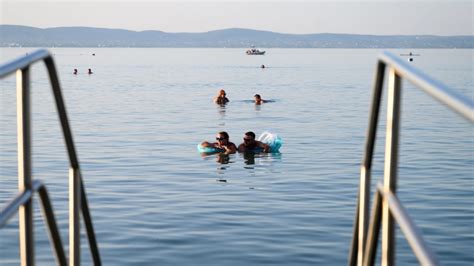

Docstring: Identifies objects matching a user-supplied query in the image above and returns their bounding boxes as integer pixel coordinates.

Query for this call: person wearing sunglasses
[214,89,230,105]
[200,131,237,154]
[238,131,270,153]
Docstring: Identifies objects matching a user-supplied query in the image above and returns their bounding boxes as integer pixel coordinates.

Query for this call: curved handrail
[379,51,473,121]
[0,50,51,78]
[0,49,101,265]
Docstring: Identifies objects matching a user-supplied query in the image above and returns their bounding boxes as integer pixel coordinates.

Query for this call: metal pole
[348,192,359,265]
[354,60,386,266]
[357,167,370,265]
[363,185,383,266]
[38,183,68,266]
[382,68,401,266]
[17,67,34,266]
[384,190,439,265]
[81,179,102,265]
[70,168,81,266]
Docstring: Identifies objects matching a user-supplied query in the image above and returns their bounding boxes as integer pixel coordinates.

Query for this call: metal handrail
[378,52,473,121]
[1,180,67,265]
[362,184,438,266]
[349,51,474,265]
[0,49,101,265]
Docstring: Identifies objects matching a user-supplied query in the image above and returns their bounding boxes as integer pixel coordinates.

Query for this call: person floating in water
[261,64,265,69]
[213,89,229,105]
[238,131,270,153]
[200,131,237,154]
[73,69,78,75]
[254,94,267,105]
[88,68,93,74]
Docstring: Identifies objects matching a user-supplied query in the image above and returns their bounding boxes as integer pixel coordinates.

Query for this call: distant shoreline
[1,25,473,48]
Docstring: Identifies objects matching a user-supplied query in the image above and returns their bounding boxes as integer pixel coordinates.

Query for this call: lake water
[0,48,473,265]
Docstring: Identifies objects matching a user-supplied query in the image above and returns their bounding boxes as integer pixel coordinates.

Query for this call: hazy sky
[1,0,472,35]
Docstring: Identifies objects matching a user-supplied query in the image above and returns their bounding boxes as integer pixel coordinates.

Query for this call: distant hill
[1,25,472,48]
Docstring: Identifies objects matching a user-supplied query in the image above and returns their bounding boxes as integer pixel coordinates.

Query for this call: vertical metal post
[70,168,81,266]
[352,60,386,266]
[348,193,359,265]
[357,166,370,265]
[363,186,383,266]
[382,68,401,266]
[17,67,34,266]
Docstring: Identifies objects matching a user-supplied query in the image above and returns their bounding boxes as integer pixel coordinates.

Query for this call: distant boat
[246,46,265,55]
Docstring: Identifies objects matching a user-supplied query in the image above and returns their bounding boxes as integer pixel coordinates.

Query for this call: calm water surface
[0,48,473,265]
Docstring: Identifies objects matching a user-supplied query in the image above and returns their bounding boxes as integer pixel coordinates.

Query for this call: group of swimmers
[200,131,270,154]
[213,89,267,105]
[202,88,272,154]
[73,68,93,75]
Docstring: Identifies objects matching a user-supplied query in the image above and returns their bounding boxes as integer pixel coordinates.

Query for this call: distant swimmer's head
[73,69,78,74]
[254,94,262,104]
[215,89,229,104]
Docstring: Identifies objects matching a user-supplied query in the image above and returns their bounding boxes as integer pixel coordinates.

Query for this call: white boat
[246,46,265,55]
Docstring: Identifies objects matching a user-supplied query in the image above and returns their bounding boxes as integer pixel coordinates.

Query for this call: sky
[0,0,472,36]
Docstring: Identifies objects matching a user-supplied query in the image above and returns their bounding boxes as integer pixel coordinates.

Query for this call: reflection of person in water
[238,131,270,153]
[243,152,255,165]
[200,131,237,154]
[216,153,230,164]
[214,89,229,105]
[217,103,226,119]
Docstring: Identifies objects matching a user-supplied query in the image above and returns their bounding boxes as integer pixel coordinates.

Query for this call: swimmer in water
[200,131,237,154]
[73,69,78,75]
[254,94,267,105]
[88,68,93,74]
[238,131,270,153]
[213,89,229,105]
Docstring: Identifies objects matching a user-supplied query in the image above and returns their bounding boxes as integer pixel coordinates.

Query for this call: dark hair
[254,94,261,99]
[244,131,255,139]
[218,131,229,139]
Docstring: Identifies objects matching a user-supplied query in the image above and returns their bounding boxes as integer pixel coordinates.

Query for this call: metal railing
[0,49,101,265]
[348,51,473,265]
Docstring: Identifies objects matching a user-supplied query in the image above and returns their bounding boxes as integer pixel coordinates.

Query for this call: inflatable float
[196,144,224,154]
[257,131,282,153]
